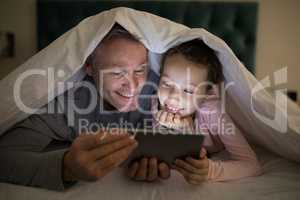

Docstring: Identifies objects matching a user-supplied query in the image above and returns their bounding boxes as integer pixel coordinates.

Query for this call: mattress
[1,146,299,200]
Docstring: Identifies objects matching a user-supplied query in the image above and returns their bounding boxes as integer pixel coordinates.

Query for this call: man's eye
[134,69,145,75]
[184,89,194,94]
[111,71,124,78]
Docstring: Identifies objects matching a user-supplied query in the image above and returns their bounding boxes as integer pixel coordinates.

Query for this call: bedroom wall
[0,0,299,97]
[255,0,300,96]
[0,0,37,78]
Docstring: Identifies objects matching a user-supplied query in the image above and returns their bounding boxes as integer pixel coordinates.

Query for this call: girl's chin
[171,110,193,117]
[160,108,185,116]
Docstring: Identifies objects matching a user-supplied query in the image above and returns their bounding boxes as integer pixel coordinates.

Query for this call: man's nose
[122,74,139,92]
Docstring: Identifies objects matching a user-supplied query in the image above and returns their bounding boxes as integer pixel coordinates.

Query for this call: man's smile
[115,91,137,99]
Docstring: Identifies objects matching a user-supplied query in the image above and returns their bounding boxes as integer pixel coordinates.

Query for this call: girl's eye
[162,81,171,87]
[184,89,194,94]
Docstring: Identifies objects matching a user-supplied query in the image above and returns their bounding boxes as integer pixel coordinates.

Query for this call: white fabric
[0,7,299,163]
[1,146,300,200]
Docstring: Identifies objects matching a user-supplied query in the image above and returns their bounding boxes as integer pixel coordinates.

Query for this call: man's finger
[94,161,119,179]
[127,162,139,178]
[98,131,131,146]
[78,131,130,150]
[90,137,137,160]
[76,133,105,150]
[95,142,138,169]
[135,158,148,181]
[147,157,158,181]
[158,162,170,179]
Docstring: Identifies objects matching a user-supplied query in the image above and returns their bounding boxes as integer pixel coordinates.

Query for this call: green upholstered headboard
[37,0,258,73]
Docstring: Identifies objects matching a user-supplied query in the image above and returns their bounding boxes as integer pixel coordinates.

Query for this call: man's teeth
[118,92,135,98]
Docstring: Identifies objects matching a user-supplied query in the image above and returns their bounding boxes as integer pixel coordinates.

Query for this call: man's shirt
[0,70,159,190]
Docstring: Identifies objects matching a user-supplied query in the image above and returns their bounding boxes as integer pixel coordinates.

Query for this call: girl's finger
[176,159,208,175]
[155,110,163,121]
[173,165,189,177]
[160,111,168,124]
[173,114,181,125]
[199,147,207,159]
[185,172,207,183]
[183,118,190,126]
[175,159,198,174]
[186,157,209,168]
[174,166,206,183]
[166,112,175,124]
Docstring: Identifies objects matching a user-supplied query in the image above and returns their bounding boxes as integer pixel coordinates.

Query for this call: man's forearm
[0,148,72,191]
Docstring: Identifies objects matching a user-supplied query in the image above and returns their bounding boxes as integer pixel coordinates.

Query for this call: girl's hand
[172,147,209,185]
[155,110,194,131]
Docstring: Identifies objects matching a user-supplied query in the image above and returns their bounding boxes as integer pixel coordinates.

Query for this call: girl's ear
[205,84,220,100]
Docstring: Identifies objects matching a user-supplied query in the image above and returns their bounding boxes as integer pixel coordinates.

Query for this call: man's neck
[102,98,117,111]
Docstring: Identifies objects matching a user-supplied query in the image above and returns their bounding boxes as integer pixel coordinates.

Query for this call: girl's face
[158,54,208,117]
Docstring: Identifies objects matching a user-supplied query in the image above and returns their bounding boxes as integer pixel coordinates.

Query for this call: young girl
[154,39,262,184]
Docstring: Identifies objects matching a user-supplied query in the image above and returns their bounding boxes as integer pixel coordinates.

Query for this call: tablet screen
[122,128,204,166]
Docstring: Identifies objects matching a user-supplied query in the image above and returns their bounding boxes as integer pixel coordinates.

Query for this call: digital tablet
[121,128,204,166]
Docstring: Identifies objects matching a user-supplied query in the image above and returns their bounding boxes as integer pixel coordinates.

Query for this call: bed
[0,3,299,200]
[1,146,299,200]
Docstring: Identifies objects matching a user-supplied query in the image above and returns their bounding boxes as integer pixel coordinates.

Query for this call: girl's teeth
[166,105,180,112]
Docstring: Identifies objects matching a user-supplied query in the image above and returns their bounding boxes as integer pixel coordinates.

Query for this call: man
[0,24,170,191]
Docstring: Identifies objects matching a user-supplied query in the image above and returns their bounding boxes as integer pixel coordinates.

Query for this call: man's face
[91,38,148,112]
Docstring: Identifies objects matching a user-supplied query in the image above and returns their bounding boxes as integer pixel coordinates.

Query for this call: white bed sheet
[1,147,299,200]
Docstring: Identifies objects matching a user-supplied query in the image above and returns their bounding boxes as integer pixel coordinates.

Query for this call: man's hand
[63,130,138,182]
[172,148,209,185]
[155,110,194,131]
[126,157,170,182]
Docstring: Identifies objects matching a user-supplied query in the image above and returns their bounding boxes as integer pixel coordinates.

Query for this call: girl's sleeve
[197,101,262,182]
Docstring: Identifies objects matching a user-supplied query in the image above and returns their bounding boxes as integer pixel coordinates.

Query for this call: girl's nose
[168,87,181,102]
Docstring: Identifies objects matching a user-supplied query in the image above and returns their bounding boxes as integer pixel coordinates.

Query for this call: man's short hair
[101,23,140,44]
[87,23,141,66]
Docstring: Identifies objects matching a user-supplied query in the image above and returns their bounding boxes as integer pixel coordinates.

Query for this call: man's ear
[84,54,94,76]
[85,63,93,76]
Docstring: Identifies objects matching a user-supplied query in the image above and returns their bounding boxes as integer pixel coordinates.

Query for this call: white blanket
[1,147,299,200]
[0,7,299,162]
